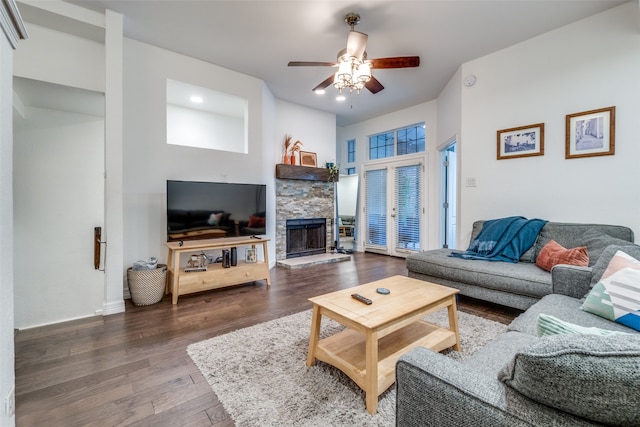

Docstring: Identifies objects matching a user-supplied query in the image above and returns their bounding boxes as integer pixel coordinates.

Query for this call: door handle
[94,227,106,271]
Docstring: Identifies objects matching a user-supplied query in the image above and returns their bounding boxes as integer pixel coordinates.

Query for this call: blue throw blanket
[450,216,547,263]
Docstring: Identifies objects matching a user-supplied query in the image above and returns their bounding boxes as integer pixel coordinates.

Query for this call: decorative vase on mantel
[290,153,296,165]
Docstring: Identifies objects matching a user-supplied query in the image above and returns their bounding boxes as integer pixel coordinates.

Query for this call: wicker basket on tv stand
[164,236,271,304]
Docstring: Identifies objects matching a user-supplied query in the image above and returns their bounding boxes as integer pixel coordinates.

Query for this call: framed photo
[497,123,545,160]
[299,151,317,167]
[245,248,257,263]
[566,106,615,159]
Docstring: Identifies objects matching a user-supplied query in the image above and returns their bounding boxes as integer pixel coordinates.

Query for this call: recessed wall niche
[166,79,248,153]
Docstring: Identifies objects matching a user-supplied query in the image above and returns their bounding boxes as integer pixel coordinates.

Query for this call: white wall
[337,101,438,250]
[437,66,462,148]
[274,99,336,167]
[1,24,15,427]
[454,2,640,246]
[123,40,336,275]
[13,23,105,92]
[166,104,245,152]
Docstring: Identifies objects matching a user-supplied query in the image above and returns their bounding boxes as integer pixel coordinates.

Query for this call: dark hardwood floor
[14,252,521,426]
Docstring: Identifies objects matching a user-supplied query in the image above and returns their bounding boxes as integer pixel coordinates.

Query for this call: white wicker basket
[127,264,167,306]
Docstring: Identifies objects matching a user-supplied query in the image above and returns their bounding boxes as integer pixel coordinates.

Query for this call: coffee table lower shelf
[312,320,457,400]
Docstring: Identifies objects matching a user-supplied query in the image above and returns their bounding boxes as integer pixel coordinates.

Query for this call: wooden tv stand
[164,236,270,304]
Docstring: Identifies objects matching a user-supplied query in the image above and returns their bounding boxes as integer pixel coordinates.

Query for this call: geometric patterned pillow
[581,250,640,331]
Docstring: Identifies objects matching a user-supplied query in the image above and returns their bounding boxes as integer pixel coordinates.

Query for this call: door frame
[439,136,458,249]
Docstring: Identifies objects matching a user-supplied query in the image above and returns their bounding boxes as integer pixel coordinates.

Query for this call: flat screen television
[166,180,266,242]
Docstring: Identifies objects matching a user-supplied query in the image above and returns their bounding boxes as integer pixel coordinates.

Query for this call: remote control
[351,293,372,305]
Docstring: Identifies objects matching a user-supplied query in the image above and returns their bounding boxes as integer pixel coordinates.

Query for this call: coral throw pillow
[535,240,589,272]
[581,250,640,331]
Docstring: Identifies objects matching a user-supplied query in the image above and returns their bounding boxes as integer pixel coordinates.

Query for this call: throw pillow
[535,240,589,272]
[248,215,265,228]
[578,228,633,266]
[537,313,630,337]
[498,334,640,425]
[581,250,640,331]
[590,244,640,287]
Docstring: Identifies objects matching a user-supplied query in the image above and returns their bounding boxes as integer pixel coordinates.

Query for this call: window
[397,124,425,155]
[347,139,356,163]
[369,132,394,160]
[368,123,425,160]
[347,167,356,175]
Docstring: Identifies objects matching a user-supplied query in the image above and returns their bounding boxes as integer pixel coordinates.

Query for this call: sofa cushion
[406,248,552,299]
[534,222,634,264]
[498,334,640,425]
[590,244,640,287]
[508,294,637,336]
[581,250,640,331]
[537,313,631,337]
[464,331,538,376]
[578,229,635,266]
[535,240,588,272]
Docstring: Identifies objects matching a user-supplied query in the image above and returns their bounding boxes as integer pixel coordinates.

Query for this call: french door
[363,158,424,257]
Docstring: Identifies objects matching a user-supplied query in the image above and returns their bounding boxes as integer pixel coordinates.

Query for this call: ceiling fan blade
[312,74,335,92]
[346,31,368,60]
[288,61,337,67]
[365,75,384,94]
[368,56,420,69]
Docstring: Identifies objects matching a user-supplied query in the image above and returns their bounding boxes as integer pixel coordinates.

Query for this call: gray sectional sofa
[406,221,635,310]
[396,243,640,426]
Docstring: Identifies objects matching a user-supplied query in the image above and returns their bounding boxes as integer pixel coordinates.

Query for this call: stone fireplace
[275,169,334,261]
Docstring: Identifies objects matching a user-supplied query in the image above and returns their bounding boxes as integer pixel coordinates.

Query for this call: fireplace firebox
[286,218,327,259]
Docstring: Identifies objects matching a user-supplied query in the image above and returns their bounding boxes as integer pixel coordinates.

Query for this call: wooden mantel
[275,164,338,182]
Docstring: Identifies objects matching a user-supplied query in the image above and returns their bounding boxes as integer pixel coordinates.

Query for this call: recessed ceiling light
[336,95,346,101]
[314,89,326,95]
[190,96,203,103]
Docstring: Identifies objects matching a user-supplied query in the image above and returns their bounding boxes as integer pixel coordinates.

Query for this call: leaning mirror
[166,79,248,153]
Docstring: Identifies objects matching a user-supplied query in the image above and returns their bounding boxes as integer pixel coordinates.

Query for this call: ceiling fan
[288,12,420,96]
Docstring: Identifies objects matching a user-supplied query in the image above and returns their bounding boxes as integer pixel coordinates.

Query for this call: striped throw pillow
[537,313,630,337]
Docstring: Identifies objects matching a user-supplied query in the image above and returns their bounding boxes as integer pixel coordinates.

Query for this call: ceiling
[30,1,628,126]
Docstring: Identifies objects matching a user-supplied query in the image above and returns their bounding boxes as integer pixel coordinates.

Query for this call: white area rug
[187,309,507,426]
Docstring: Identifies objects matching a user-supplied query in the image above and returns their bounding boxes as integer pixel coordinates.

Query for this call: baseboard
[102,299,125,315]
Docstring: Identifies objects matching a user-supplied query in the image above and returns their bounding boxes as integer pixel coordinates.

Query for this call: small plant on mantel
[325,162,340,182]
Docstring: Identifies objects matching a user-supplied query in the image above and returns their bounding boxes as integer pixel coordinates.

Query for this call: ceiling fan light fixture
[336,60,353,83]
[288,12,420,101]
[355,62,371,82]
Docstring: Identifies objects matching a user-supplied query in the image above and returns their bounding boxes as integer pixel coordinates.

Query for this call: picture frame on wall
[245,248,257,263]
[497,123,545,160]
[566,106,615,159]
[299,151,317,167]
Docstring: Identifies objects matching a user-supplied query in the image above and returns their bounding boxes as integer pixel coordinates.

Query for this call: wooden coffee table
[307,275,460,414]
